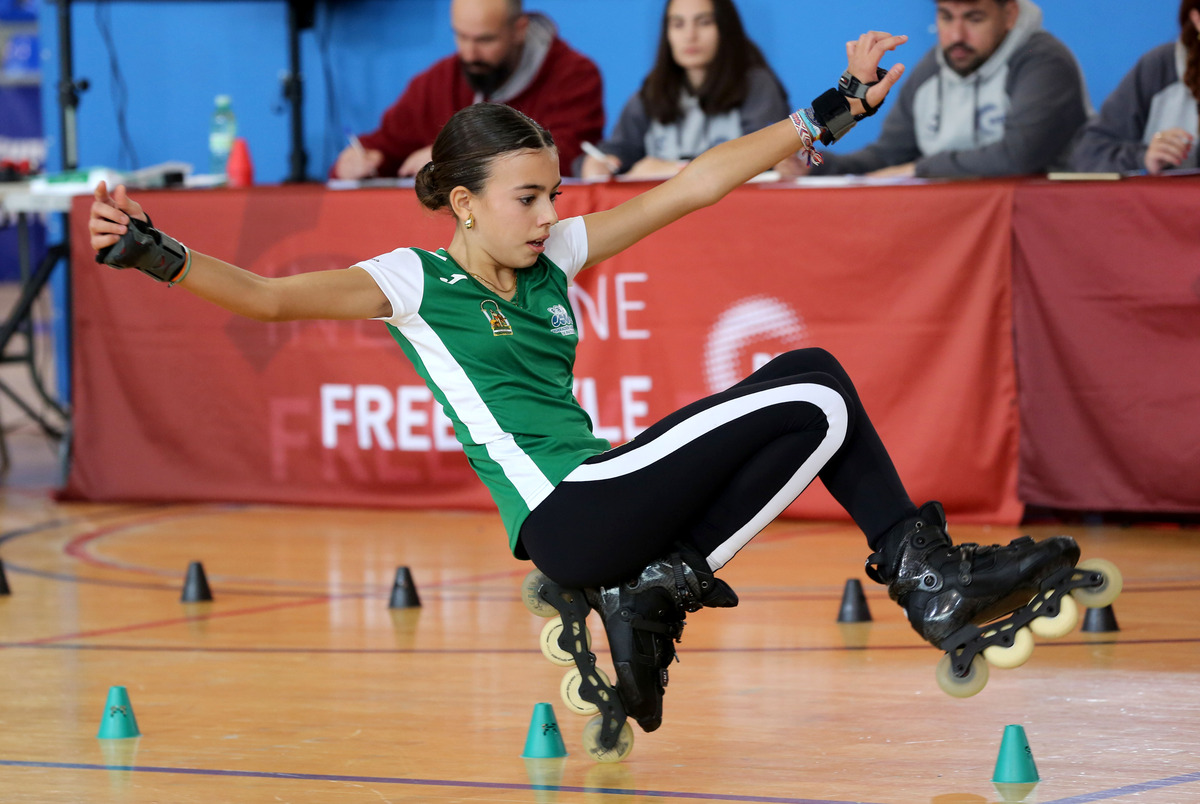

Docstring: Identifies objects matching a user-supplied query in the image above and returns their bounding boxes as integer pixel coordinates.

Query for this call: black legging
[519,348,917,588]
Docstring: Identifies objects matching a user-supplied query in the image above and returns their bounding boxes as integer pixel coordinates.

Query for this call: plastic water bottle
[208,95,237,176]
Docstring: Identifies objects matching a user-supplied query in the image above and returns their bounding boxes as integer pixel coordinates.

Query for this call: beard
[943,43,985,76]
[460,59,514,97]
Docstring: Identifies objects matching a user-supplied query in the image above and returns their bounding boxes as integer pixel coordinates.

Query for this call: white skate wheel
[521,569,557,617]
[540,617,589,667]
[560,666,612,716]
[982,626,1034,669]
[581,715,634,763]
[935,652,989,698]
[1029,593,1079,639]
[1070,558,1123,609]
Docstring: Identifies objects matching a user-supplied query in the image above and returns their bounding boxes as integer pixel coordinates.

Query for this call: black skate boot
[590,543,737,733]
[864,501,1080,648]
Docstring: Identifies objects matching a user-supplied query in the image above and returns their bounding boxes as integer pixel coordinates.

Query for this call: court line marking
[5,511,1196,597]
[1041,771,1200,803]
[4,511,1198,657]
[1,509,533,595]
[3,758,1197,803]
[0,596,337,650]
[3,636,1198,655]
[0,758,885,803]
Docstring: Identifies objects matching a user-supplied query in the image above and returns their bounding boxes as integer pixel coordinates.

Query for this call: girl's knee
[767,347,846,381]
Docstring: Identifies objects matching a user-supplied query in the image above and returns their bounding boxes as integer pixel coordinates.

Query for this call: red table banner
[1012,178,1200,512]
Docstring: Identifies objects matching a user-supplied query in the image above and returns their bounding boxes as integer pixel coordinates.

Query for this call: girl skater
[89,30,1086,759]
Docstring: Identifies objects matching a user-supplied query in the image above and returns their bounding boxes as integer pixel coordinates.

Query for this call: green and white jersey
[358,216,610,555]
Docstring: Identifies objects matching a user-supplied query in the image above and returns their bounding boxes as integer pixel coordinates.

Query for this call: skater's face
[936,0,1018,76]
[458,147,561,268]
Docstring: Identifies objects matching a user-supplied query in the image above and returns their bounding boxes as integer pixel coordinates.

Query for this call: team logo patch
[547,304,576,336]
[481,299,513,336]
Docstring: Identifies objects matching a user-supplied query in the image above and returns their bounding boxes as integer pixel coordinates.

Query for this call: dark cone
[388,566,421,609]
[181,561,214,603]
[837,578,872,623]
[0,559,10,595]
[1082,604,1119,633]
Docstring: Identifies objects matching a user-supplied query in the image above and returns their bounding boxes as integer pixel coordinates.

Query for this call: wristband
[789,110,825,168]
[166,247,193,287]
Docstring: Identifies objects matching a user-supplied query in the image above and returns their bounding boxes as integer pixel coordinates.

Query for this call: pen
[581,141,616,173]
[345,127,366,156]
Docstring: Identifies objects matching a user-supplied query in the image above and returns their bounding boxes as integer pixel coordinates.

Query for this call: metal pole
[55,0,80,171]
[284,0,309,182]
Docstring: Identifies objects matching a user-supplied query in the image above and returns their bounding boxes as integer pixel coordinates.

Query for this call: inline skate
[865,501,1123,696]
[522,544,737,761]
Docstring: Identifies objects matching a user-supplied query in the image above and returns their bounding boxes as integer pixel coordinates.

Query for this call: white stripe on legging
[561,383,849,570]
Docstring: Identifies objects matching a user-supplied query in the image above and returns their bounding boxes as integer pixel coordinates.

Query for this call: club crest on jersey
[547,304,576,336]
[481,299,513,336]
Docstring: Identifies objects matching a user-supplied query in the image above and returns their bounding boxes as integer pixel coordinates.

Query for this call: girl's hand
[89,181,146,252]
[581,153,621,179]
[334,145,385,179]
[1144,128,1194,175]
[845,31,907,114]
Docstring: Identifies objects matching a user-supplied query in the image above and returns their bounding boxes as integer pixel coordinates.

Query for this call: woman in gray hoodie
[1070,0,1200,174]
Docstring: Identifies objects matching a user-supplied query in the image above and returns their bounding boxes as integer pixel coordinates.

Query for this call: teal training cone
[521,702,568,758]
[97,686,141,739]
[993,724,1039,783]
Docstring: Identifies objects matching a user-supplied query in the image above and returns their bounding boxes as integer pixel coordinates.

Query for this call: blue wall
[37,0,1181,181]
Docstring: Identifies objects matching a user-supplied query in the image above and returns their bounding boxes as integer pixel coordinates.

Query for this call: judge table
[62,176,1200,523]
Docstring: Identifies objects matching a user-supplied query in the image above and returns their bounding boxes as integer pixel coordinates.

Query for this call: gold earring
[464,214,474,230]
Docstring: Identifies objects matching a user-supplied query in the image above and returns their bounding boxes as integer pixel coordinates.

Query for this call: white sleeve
[356,248,425,325]
[544,216,589,282]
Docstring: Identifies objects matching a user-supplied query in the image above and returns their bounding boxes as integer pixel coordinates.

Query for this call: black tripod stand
[0,0,79,475]
[0,241,71,472]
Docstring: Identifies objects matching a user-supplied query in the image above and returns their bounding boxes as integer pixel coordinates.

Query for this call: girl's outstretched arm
[580,31,907,270]
[89,181,392,322]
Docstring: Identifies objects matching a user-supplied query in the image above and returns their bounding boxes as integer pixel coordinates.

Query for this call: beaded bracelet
[789,110,825,168]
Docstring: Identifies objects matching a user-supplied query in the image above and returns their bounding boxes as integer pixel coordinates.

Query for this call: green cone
[993,724,1039,783]
[97,686,141,739]
[521,702,567,758]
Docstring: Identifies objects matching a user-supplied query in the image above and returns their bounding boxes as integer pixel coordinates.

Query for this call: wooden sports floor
[0,431,1197,804]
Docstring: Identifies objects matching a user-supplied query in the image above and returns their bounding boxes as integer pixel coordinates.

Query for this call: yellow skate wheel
[581,715,635,763]
[982,626,1034,669]
[936,652,989,698]
[1029,593,1079,639]
[560,666,612,716]
[521,569,557,618]
[1070,558,1123,609]
[540,618,589,667]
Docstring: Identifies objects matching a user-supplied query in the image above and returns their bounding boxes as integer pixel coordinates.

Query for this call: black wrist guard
[810,89,857,145]
[95,216,188,283]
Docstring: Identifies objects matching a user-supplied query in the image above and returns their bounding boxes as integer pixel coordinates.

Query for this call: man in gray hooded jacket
[812,0,1088,178]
